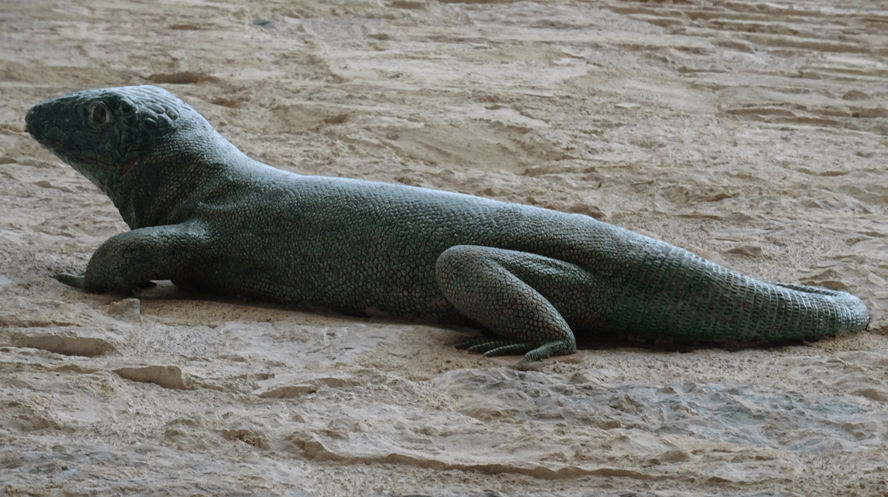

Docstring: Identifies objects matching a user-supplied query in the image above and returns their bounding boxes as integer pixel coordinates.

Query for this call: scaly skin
[25,86,869,363]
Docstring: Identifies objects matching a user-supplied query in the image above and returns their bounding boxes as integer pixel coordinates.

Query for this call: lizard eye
[88,102,111,125]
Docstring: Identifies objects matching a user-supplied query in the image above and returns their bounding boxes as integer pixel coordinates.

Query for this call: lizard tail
[609,242,870,342]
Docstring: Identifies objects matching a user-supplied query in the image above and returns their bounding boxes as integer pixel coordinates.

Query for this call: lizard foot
[437,245,580,364]
[458,337,573,363]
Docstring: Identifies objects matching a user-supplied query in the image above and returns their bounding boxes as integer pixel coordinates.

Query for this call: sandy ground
[2,0,888,495]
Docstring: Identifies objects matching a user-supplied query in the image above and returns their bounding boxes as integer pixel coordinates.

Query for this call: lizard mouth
[25,124,60,155]
[25,119,119,180]
[25,116,60,151]
[25,104,73,155]
[25,122,68,161]
[25,123,43,143]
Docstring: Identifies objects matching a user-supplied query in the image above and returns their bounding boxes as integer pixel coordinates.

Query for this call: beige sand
[2,0,888,495]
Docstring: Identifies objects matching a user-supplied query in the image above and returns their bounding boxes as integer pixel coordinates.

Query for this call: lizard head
[25,85,203,199]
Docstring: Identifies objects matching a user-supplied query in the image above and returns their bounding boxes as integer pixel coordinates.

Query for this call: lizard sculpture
[25,85,869,363]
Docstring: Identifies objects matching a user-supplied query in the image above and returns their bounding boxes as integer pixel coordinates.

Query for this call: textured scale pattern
[24,86,870,363]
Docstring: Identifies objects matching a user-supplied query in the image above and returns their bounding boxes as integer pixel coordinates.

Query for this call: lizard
[24,85,870,364]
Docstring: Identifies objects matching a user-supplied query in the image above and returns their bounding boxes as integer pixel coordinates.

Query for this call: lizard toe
[519,340,576,364]
[53,273,87,290]
[458,338,547,358]
[456,337,508,351]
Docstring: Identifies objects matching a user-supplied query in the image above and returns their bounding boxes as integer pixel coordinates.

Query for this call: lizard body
[25,86,869,363]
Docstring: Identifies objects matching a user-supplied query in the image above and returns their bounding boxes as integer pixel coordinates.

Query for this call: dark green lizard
[24,85,869,363]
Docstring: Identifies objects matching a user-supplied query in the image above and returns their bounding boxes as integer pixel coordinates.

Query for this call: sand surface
[2,0,888,495]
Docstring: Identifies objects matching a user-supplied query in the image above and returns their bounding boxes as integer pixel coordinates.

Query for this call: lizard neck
[109,128,247,229]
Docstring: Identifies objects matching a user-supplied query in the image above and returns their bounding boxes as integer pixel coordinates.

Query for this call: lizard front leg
[55,220,212,294]
[435,245,591,364]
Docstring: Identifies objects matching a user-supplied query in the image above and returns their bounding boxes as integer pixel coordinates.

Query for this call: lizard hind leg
[435,245,580,364]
